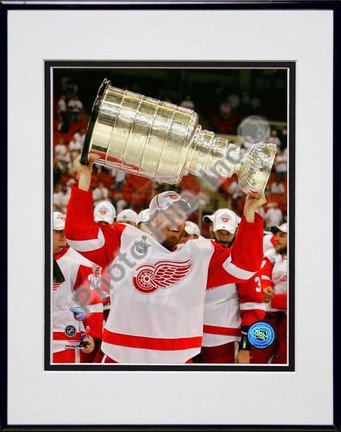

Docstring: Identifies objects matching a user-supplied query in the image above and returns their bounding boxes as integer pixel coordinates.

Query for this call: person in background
[112,168,127,190]
[264,201,283,231]
[270,180,285,195]
[67,94,84,123]
[116,209,138,227]
[93,200,117,320]
[180,95,195,110]
[273,147,288,183]
[52,211,104,363]
[179,221,201,244]
[207,101,242,135]
[251,223,288,364]
[53,184,71,215]
[92,180,110,206]
[57,94,70,133]
[136,208,151,233]
[94,200,116,225]
[194,208,267,364]
[88,202,117,363]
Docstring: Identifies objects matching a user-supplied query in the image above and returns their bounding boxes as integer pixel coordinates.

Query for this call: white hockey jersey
[265,250,287,313]
[65,185,264,363]
[52,247,104,362]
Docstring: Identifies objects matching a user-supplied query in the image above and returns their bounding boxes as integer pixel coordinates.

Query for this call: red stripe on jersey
[103,329,202,351]
[53,331,81,341]
[203,325,241,337]
[103,355,194,363]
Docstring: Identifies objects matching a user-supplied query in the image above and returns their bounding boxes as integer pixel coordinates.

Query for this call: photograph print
[48,62,292,370]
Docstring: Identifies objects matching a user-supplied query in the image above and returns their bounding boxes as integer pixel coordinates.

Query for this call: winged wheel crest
[133,258,193,294]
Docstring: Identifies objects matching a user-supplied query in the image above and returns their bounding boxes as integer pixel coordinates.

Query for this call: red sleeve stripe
[223,256,256,279]
[103,329,202,351]
[203,325,241,337]
[67,228,105,252]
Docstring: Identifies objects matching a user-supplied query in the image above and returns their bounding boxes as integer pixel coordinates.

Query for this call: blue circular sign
[248,321,275,349]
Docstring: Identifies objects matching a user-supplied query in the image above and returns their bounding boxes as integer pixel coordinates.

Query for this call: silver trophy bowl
[81,79,277,195]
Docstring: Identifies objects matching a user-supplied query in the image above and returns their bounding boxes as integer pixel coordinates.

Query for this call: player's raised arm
[64,153,101,244]
[207,193,266,290]
[227,192,266,278]
[64,153,124,269]
[73,152,100,192]
[243,192,267,223]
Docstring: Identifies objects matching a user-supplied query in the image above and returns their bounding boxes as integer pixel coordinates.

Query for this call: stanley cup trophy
[81,79,277,195]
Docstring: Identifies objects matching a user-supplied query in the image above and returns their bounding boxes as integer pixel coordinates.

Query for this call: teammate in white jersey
[193,209,267,364]
[64,153,266,364]
[52,212,104,363]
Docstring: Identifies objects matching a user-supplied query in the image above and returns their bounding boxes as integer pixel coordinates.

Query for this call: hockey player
[251,222,288,364]
[64,153,266,364]
[179,221,201,244]
[193,209,268,364]
[93,200,116,225]
[52,211,104,363]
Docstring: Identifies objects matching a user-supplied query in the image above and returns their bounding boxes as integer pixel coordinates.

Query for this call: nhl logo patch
[64,325,77,337]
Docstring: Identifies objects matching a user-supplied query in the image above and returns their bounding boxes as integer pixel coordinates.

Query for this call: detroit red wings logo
[272,271,287,286]
[133,258,194,294]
